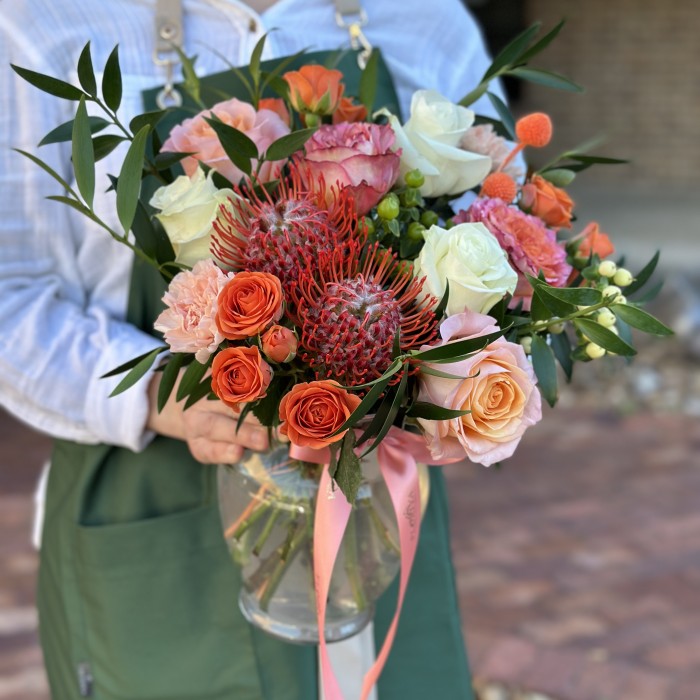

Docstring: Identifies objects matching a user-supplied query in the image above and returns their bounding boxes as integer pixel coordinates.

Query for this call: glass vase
[218,443,429,644]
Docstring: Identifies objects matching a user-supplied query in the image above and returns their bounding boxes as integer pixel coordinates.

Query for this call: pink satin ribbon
[290,427,458,700]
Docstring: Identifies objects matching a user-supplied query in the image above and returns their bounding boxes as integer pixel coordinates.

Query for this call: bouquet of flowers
[12,22,671,698]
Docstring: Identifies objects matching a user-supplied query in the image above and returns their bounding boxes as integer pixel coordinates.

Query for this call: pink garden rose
[154,260,234,363]
[298,122,400,215]
[460,197,572,310]
[417,311,542,466]
[459,123,523,180]
[162,98,290,185]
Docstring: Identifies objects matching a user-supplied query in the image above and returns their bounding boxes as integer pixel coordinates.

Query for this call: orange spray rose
[211,346,272,408]
[283,65,344,115]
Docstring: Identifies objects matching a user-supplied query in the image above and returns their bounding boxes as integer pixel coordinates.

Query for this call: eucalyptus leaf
[531,334,558,407]
[102,46,123,112]
[11,64,85,100]
[72,97,95,207]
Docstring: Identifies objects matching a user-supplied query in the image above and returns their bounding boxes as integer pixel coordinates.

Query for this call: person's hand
[146,368,271,463]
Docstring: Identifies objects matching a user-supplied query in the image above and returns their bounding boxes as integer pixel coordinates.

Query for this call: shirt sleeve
[0,26,161,452]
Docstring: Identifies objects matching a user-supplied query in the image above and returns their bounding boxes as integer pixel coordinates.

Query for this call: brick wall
[520,0,700,185]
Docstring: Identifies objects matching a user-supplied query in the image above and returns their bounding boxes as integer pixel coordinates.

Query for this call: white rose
[149,168,235,267]
[413,222,517,315]
[386,90,492,198]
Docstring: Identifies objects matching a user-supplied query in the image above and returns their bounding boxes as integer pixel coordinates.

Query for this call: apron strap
[153,0,184,108]
[333,0,372,69]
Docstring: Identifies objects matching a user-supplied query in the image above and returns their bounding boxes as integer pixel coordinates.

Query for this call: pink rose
[162,98,290,185]
[460,197,572,310]
[417,311,542,466]
[154,260,234,363]
[298,122,400,215]
[459,124,524,180]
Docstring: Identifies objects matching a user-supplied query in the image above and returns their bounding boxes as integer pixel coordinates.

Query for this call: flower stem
[224,484,269,540]
[368,503,400,556]
[252,508,280,557]
[344,512,367,611]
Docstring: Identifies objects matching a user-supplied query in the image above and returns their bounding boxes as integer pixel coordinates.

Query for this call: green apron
[38,50,475,700]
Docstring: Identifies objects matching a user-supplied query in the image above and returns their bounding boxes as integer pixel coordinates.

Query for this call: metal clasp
[335,8,373,69]
[153,1,184,108]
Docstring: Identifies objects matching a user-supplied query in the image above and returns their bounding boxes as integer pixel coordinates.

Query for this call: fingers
[188,437,244,465]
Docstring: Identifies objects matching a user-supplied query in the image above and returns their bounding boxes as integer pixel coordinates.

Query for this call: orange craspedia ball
[515,112,553,148]
[480,172,517,202]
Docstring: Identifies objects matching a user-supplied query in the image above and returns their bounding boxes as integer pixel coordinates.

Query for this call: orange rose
[261,325,298,363]
[258,97,291,127]
[520,174,574,229]
[216,271,284,341]
[279,380,361,449]
[332,97,368,125]
[575,221,615,259]
[211,346,272,409]
[283,65,344,116]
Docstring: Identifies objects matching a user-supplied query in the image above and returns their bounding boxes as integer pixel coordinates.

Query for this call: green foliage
[203,116,258,177]
[359,47,379,112]
[264,128,317,161]
[11,63,85,100]
[574,318,636,356]
[39,116,110,146]
[613,304,673,336]
[406,403,471,420]
[333,431,362,504]
[116,125,150,234]
[176,356,211,402]
[72,98,95,207]
[530,334,558,407]
[102,46,123,112]
[157,353,187,412]
[108,346,168,397]
[77,41,97,96]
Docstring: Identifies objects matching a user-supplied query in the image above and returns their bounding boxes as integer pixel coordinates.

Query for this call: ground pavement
[1,391,698,700]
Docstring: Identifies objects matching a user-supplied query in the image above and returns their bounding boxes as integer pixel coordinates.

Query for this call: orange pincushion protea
[290,241,438,387]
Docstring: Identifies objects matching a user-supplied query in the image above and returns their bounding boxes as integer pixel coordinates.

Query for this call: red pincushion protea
[290,241,439,386]
[212,168,357,290]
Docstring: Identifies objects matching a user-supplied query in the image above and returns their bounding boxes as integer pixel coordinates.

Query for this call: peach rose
[161,97,290,185]
[258,98,291,127]
[332,97,368,125]
[211,345,272,409]
[261,325,298,363]
[279,380,361,449]
[216,271,284,341]
[574,221,615,259]
[283,65,344,115]
[520,174,574,229]
[417,311,542,466]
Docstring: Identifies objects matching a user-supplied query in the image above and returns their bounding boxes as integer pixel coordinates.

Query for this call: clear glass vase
[218,443,429,644]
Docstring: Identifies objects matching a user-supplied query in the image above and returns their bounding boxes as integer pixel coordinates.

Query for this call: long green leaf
[93,134,127,161]
[176,357,211,402]
[39,116,110,146]
[483,22,542,80]
[625,251,659,296]
[264,128,317,161]
[359,47,379,112]
[509,67,584,93]
[334,430,362,504]
[11,64,85,100]
[14,149,72,192]
[116,125,150,234]
[531,334,558,407]
[157,353,186,412]
[248,33,268,93]
[574,318,636,356]
[536,284,602,307]
[102,46,123,112]
[411,327,508,363]
[486,92,515,140]
[46,195,91,217]
[72,97,95,207]
[406,403,471,420]
[550,330,573,380]
[129,110,165,135]
[172,46,202,106]
[77,41,97,95]
[203,117,257,176]
[184,377,216,409]
[108,347,167,397]
[360,370,408,457]
[332,370,395,436]
[101,345,168,378]
[613,304,674,336]
[518,19,566,63]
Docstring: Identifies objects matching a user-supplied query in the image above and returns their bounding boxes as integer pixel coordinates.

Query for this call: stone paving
[1,339,698,700]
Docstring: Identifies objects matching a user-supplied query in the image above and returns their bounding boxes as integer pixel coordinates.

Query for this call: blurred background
[1,1,698,699]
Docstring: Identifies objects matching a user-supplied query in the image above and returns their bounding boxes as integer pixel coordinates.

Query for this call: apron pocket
[74,504,263,700]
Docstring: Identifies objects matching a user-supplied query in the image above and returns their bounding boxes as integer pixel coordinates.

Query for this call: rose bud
[261,325,298,363]
[283,65,344,116]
